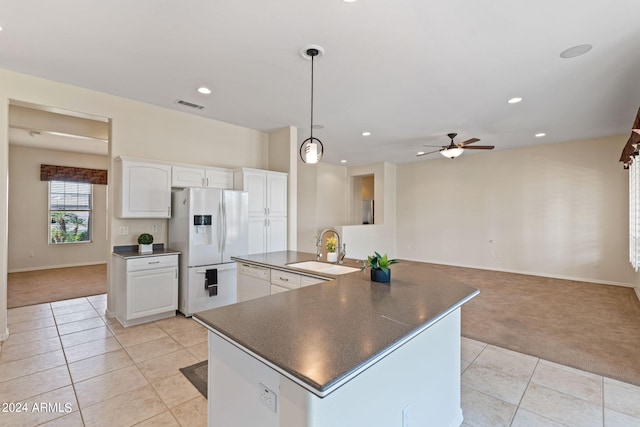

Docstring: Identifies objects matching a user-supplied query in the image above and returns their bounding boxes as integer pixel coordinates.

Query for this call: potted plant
[326,236,338,263]
[367,251,398,283]
[138,233,154,254]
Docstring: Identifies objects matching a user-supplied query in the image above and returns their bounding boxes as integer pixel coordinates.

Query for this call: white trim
[401,257,634,288]
[8,261,106,274]
[449,409,464,427]
[635,287,640,302]
[0,327,8,342]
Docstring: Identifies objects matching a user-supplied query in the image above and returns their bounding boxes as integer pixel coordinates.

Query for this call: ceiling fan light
[440,147,464,158]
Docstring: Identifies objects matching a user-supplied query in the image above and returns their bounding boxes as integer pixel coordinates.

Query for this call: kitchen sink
[286,261,361,275]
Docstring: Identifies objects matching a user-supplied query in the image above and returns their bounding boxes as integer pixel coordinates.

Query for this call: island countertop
[193,250,478,397]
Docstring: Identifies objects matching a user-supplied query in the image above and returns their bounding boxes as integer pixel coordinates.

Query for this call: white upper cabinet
[116,157,172,218]
[172,165,233,189]
[234,168,288,254]
[266,173,288,217]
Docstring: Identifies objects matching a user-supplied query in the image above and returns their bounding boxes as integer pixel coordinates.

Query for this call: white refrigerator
[169,188,248,316]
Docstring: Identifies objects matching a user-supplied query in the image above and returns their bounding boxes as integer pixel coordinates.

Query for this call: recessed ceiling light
[507,97,522,104]
[341,160,347,163]
[535,133,546,138]
[197,87,212,95]
[342,0,358,3]
[362,131,371,136]
[560,44,592,59]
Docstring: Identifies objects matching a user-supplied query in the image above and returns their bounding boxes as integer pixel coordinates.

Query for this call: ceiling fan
[416,133,495,159]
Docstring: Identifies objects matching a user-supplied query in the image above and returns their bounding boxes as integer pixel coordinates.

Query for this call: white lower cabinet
[112,254,178,327]
[269,268,329,295]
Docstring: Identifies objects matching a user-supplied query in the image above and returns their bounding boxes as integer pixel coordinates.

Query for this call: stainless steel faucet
[316,228,346,264]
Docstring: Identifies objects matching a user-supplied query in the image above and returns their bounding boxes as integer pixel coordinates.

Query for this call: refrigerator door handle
[220,198,227,254]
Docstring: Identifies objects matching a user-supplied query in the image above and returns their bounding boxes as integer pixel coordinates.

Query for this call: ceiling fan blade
[463,145,494,150]
[416,149,443,157]
[422,145,446,148]
[459,138,480,146]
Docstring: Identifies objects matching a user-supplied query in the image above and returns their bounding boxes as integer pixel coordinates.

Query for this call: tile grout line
[508,357,540,426]
[52,298,94,427]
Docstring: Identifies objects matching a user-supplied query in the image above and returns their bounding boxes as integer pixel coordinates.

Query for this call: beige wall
[296,162,348,253]
[397,135,636,286]
[8,146,109,271]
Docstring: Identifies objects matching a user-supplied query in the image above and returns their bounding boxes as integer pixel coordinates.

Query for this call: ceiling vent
[175,99,205,110]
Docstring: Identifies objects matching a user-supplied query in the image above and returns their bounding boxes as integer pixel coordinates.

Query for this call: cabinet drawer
[127,255,178,272]
[270,270,300,289]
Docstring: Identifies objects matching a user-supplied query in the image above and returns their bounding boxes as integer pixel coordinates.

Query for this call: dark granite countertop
[112,244,181,259]
[194,250,478,397]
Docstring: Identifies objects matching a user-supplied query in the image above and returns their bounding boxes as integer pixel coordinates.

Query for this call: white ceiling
[2,0,640,165]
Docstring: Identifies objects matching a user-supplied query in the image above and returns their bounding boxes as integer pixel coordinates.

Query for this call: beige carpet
[8,264,107,308]
[425,263,640,387]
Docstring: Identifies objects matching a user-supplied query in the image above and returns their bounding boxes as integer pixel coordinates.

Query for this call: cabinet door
[127,267,178,319]
[267,173,287,217]
[172,166,205,187]
[247,217,267,255]
[205,168,233,189]
[118,160,172,218]
[242,170,268,216]
[266,216,287,253]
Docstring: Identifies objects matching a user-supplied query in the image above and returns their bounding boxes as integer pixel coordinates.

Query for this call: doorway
[7,100,111,308]
[350,174,375,225]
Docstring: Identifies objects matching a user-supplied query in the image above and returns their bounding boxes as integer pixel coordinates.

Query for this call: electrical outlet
[259,383,277,412]
[152,224,158,233]
[119,227,129,235]
[28,250,34,258]
[402,404,410,427]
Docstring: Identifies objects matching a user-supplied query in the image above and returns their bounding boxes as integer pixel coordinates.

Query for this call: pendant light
[300,46,324,164]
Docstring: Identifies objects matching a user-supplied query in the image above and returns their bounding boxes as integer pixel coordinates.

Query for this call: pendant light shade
[300,46,324,164]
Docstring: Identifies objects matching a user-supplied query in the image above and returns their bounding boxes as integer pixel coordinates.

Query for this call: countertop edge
[194,288,480,398]
[231,254,360,280]
[112,249,181,259]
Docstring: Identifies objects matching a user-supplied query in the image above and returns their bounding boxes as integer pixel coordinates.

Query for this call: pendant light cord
[310,53,315,141]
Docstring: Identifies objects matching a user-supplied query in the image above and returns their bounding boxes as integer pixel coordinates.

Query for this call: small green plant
[326,236,338,253]
[137,233,154,245]
[367,252,398,273]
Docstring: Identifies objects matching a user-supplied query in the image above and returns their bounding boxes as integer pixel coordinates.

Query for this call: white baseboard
[401,257,634,288]
[8,261,107,274]
[450,408,464,427]
[635,287,640,302]
[0,327,9,342]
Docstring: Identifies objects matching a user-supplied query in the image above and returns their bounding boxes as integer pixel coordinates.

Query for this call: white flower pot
[327,252,338,263]
[139,244,153,254]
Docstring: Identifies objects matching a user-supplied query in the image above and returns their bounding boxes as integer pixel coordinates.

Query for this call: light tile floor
[0,294,639,426]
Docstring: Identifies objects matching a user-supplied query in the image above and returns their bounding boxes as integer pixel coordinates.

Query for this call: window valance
[40,164,108,185]
[620,107,640,168]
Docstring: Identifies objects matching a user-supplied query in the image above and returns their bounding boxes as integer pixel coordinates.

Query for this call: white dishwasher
[237,263,271,302]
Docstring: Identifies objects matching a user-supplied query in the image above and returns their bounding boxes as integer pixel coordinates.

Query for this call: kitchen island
[193,251,478,427]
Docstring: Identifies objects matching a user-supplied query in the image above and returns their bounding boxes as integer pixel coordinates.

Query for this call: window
[630,160,640,271]
[49,180,92,244]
